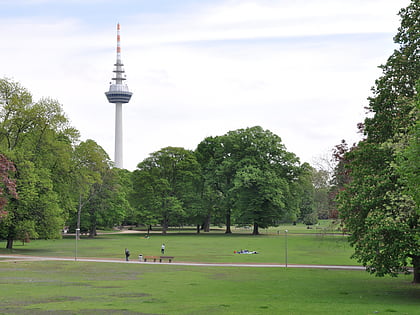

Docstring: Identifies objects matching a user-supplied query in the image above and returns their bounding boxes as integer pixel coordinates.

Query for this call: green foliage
[395,88,420,208]
[0,154,17,218]
[68,139,127,237]
[337,0,420,282]
[0,78,131,244]
[364,1,419,143]
[311,166,333,219]
[233,165,288,231]
[0,159,64,242]
[131,147,202,233]
[0,78,77,248]
[294,163,317,224]
[14,220,38,244]
[196,126,301,234]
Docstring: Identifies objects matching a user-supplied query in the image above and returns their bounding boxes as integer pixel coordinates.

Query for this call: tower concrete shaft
[105,23,132,169]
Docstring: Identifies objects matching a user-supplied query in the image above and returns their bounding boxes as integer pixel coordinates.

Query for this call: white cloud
[0,0,409,170]
[126,0,405,45]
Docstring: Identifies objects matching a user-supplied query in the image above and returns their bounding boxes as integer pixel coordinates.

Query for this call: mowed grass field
[0,225,419,314]
[1,222,355,265]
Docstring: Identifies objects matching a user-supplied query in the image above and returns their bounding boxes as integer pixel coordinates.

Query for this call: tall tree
[337,0,419,283]
[195,137,227,232]
[131,147,201,234]
[233,165,289,234]
[311,167,330,219]
[0,78,77,248]
[81,168,130,237]
[197,126,300,234]
[70,139,112,237]
[295,163,316,225]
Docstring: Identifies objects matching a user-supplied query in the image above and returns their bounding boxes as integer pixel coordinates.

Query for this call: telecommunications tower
[105,23,133,169]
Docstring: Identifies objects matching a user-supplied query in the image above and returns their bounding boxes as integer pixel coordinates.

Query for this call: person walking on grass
[161,243,165,254]
[125,248,130,261]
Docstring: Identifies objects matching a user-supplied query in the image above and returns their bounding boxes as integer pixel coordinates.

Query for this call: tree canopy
[131,147,202,234]
[336,0,419,283]
[0,78,77,248]
[0,78,129,247]
[196,126,302,234]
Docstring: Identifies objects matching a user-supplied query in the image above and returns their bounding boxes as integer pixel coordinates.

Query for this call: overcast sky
[0,0,409,170]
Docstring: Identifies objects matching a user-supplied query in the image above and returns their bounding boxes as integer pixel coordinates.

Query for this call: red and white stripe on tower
[117,23,121,58]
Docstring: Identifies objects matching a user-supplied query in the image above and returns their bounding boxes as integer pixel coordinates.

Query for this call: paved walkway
[0,254,366,270]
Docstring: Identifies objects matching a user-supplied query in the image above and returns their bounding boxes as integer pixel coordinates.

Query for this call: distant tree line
[0,77,337,248]
[131,127,323,236]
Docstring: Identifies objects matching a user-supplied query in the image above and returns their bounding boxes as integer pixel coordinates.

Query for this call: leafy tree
[82,168,130,237]
[131,147,201,234]
[0,159,64,248]
[310,154,338,219]
[233,165,288,234]
[329,140,354,220]
[311,167,330,219]
[337,0,419,283]
[130,167,164,231]
[69,139,113,237]
[195,137,228,232]
[395,87,420,209]
[0,154,17,220]
[117,168,135,226]
[0,78,77,248]
[197,126,300,234]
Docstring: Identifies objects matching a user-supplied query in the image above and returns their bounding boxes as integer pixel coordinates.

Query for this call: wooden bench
[143,255,159,262]
[159,256,175,263]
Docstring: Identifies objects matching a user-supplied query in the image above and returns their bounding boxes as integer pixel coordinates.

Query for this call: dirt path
[0,254,366,270]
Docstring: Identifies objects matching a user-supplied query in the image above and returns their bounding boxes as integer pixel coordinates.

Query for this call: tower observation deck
[105,23,132,169]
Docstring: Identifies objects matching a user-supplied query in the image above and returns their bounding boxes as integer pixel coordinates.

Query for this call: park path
[0,254,366,271]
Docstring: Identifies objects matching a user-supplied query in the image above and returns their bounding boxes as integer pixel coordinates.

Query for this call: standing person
[161,243,165,254]
[125,248,130,261]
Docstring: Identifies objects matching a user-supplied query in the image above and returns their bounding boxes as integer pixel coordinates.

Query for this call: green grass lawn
[0,260,418,314]
[0,227,355,266]
[0,227,418,314]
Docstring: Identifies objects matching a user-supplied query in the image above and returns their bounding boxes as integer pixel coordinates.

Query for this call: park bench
[143,255,159,262]
[159,256,175,263]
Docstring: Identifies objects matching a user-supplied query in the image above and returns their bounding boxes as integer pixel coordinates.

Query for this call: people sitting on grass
[234,249,258,254]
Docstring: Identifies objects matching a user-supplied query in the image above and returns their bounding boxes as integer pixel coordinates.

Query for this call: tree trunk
[6,237,13,249]
[162,217,168,235]
[202,214,211,232]
[88,224,96,238]
[88,208,97,238]
[196,224,200,234]
[225,210,232,234]
[252,222,259,235]
[412,255,420,284]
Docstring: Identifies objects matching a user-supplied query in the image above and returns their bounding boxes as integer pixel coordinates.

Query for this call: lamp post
[285,229,288,268]
[75,228,80,261]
